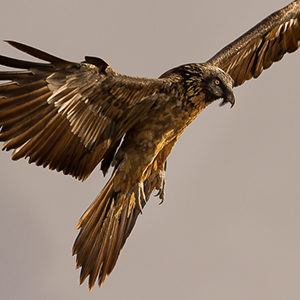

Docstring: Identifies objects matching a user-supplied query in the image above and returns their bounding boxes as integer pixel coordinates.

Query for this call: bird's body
[0,0,300,289]
[72,63,235,286]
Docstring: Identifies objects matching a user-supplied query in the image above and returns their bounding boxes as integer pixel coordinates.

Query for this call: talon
[137,186,143,214]
[140,182,147,205]
[158,198,164,205]
[154,190,161,197]
[135,182,147,214]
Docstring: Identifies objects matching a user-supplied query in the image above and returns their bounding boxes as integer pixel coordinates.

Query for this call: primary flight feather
[0,0,299,289]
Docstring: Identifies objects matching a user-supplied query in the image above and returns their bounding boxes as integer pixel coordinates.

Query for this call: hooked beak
[219,89,235,108]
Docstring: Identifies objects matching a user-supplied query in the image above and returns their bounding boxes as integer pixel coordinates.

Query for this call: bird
[0,0,299,290]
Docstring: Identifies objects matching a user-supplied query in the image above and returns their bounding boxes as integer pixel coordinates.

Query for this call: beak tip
[219,94,235,108]
[227,92,235,108]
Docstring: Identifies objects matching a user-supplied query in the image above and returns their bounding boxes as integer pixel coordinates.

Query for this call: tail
[72,171,149,289]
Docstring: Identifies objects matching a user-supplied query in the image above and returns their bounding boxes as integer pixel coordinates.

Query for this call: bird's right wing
[0,41,169,180]
[207,0,300,87]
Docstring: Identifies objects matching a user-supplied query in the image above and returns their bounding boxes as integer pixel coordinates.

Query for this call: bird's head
[200,64,235,107]
[161,63,235,107]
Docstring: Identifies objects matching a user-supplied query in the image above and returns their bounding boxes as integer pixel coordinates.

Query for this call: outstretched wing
[0,41,168,180]
[207,0,300,87]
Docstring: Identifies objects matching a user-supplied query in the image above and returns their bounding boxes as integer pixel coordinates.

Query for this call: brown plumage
[0,0,299,289]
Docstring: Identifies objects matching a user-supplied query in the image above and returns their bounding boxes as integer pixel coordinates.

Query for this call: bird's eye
[214,79,220,85]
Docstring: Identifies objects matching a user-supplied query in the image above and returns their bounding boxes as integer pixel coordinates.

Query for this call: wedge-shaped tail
[73,170,149,289]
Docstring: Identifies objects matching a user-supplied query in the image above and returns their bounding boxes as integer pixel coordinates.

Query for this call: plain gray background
[0,1,299,299]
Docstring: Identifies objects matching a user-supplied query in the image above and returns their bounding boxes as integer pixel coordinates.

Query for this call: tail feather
[72,169,152,289]
[75,198,111,268]
[81,201,115,287]
[72,153,168,289]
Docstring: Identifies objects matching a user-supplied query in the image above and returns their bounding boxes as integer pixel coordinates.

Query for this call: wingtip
[4,40,21,47]
[2,40,70,64]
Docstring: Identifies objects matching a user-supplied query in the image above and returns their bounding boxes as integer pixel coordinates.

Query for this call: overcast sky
[0,1,299,300]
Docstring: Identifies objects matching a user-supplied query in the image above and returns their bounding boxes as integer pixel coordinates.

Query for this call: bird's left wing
[206,0,300,87]
[0,41,168,180]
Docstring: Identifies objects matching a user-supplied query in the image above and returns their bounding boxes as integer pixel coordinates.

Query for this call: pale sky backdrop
[0,1,300,299]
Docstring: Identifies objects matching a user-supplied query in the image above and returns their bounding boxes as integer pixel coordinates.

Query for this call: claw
[137,187,143,214]
[154,190,161,197]
[154,169,166,204]
[158,198,164,205]
[141,183,147,205]
[135,182,147,214]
